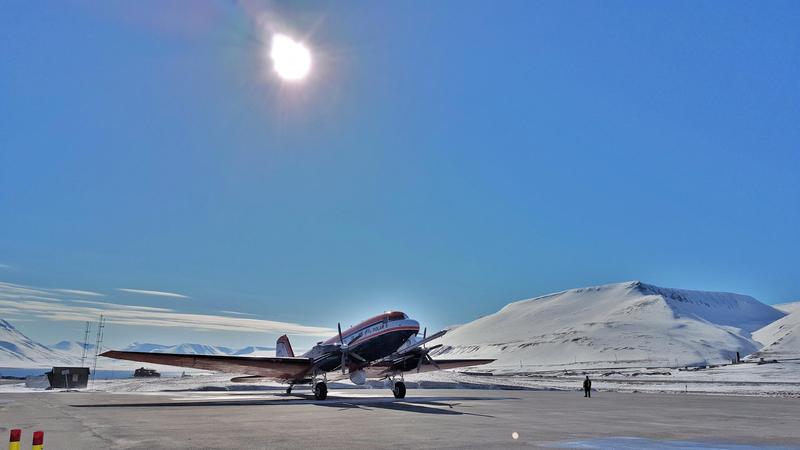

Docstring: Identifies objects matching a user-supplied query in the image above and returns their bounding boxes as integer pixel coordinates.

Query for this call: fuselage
[303,311,420,372]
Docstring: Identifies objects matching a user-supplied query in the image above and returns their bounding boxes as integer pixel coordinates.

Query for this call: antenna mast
[90,314,106,388]
[80,321,92,367]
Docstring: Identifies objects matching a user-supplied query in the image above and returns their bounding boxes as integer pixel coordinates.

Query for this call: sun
[270,33,312,81]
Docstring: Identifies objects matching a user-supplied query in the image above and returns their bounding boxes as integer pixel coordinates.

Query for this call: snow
[431,281,785,370]
[751,302,800,360]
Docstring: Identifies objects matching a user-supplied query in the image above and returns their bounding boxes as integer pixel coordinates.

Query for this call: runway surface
[1,389,798,449]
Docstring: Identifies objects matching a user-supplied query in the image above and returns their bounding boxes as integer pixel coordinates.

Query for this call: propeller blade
[341,351,347,374]
[426,354,441,370]
[350,351,367,363]
[416,353,424,373]
[338,323,344,345]
[403,329,446,353]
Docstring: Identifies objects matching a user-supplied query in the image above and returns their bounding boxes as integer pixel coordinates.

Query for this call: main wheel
[286,385,293,395]
[314,382,328,400]
[392,381,406,399]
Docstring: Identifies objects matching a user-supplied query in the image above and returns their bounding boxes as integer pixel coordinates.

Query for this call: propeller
[338,322,366,374]
[416,327,442,373]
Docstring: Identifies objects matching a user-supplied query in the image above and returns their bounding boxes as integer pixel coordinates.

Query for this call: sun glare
[270,33,311,81]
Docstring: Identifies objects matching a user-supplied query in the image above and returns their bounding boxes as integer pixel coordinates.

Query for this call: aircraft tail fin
[276,335,295,357]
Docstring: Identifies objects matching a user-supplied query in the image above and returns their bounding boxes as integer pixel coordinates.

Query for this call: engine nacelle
[349,369,366,385]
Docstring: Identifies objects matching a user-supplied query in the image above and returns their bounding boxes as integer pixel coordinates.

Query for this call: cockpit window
[386,311,406,321]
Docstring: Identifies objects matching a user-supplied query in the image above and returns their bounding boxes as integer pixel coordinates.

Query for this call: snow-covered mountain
[232,346,276,356]
[751,301,800,360]
[120,342,278,356]
[120,343,278,356]
[122,342,234,356]
[0,319,75,367]
[432,281,785,370]
[51,340,96,359]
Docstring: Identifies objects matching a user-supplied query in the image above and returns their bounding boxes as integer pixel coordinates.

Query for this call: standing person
[583,376,592,398]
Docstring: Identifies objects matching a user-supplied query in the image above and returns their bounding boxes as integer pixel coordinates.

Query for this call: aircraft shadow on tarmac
[70,394,516,417]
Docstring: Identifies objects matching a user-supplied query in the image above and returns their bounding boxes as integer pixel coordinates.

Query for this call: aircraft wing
[361,327,494,377]
[364,357,494,378]
[101,351,313,380]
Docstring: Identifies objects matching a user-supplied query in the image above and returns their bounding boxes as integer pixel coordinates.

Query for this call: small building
[47,367,90,389]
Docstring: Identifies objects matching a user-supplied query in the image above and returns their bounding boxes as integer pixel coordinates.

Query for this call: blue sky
[1,1,798,350]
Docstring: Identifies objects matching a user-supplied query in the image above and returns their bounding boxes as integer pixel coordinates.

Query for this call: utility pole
[80,321,92,367]
[90,314,106,388]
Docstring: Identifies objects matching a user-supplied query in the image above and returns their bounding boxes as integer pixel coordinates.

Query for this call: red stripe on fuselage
[323,311,408,345]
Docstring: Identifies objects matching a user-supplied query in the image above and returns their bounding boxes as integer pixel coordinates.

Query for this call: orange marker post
[31,432,43,450]
[8,429,21,450]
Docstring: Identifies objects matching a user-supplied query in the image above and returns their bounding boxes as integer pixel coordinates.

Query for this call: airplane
[101,311,494,400]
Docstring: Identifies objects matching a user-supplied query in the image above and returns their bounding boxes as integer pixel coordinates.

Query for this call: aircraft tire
[314,382,328,400]
[392,381,406,399]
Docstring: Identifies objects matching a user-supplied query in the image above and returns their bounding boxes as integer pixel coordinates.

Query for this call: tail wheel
[314,382,328,400]
[392,381,406,399]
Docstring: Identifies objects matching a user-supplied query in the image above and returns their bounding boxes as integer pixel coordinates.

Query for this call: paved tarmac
[1,389,798,449]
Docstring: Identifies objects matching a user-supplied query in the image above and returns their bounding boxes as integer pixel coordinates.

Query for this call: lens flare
[270,33,311,81]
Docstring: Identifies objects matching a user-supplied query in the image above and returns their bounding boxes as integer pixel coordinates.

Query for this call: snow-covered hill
[0,319,75,367]
[431,281,785,370]
[751,301,800,360]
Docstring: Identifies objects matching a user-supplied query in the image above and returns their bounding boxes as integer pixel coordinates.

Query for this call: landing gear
[314,382,328,400]
[388,371,406,399]
[392,381,406,399]
[286,384,293,395]
[311,371,328,400]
